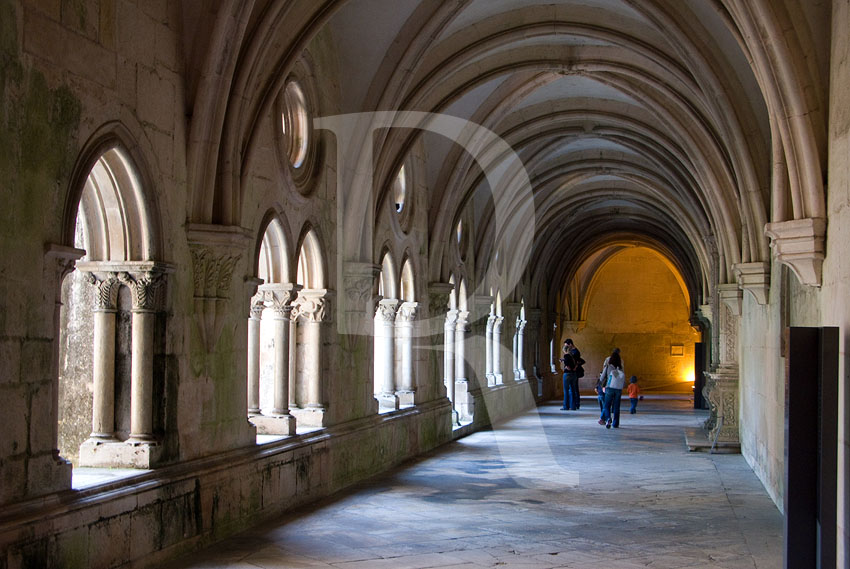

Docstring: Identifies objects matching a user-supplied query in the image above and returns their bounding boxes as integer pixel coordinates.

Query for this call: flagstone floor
[163,398,783,569]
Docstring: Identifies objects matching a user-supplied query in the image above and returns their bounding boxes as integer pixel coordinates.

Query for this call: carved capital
[86,272,121,311]
[118,271,166,311]
[764,217,825,287]
[445,309,459,328]
[342,262,379,311]
[486,314,496,332]
[294,289,332,323]
[190,248,240,299]
[428,282,454,316]
[396,301,418,323]
[375,298,400,322]
[563,319,587,333]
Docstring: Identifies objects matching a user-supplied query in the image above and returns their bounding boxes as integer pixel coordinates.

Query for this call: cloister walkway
[165,398,783,569]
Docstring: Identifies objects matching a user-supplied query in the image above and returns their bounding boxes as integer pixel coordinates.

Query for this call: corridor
[164,399,782,569]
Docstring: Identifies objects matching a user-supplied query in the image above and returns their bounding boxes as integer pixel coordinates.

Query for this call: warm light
[682,366,695,384]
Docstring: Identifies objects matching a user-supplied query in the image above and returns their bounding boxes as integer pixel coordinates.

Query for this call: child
[628,376,641,414]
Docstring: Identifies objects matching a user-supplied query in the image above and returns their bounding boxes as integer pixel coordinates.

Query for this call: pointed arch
[296,225,326,289]
[255,213,292,284]
[399,256,415,302]
[378,250,398,299]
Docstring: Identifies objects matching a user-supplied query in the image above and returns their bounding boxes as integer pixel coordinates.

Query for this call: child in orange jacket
[628,376,641,414]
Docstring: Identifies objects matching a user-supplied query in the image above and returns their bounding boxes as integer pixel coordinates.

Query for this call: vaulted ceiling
[184,0,829,314]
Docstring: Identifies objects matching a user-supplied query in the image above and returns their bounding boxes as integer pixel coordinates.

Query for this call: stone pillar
[492,316,504,384]
[427,282,454,406]
[516,316,527,380]
[291,289,331,427]
[246,298,264,415]
[525,308,542,396]
[444,309,459,425]
[454,309,473,422]
[704,284,741,444]
[122,272,164,444]
[375,299,400,410]
[395,301,418,406]
[503,303,522,382]
[88,274,120,441]
[485,314,495,386]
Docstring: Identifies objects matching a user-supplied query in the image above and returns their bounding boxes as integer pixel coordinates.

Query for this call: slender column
[454,310,469,382]
[395,302,418,404]
[517,317,527,380]
[427,282,454,406]
[246,298,263,415]
[512,321,519,379]
[270,290,298,416]
[294,290,330,411]
[485,314,495,386]
[375,299,400,409]
[288,315,298,409]
[492,316,504,384]
[121,272,164,444]
[444,309,458,424]
[88,273,120,440]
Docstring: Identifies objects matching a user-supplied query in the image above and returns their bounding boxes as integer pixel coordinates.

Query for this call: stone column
[704,284,741,445]
[525,308,542,396]
[485,313,495,386]
[291,289,331,427]
[503,303,522,383]
[516,316,527,380]
[492,316,504,384]
[246,298,264,415]
[427,282,454,406]
[263,285,300,435]
[454,309,472,422]
[88,274,121,440]
[444,309,459,425]
[121,272,164,444]
[395,301,418,406]
[375,299,400,410]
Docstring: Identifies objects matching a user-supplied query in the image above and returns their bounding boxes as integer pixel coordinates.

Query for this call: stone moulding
[732,261,770,305]
[764,217,826,287]
[717,283,742,316]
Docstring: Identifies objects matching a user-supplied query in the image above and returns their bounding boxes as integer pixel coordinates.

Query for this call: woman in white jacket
[598,350,625,428]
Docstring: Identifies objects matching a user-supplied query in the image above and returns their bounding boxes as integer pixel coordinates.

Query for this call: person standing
[597,348,622,415]
[560,350,577,411]
[598,351,625,428]
[563,339,584,410]
[628,375,641,413]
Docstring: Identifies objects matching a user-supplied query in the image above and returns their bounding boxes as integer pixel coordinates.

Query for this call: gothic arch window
[59,145,167,473]
[247,217,298,437]
[290,228,329,427]
[395,258,418,408]
[375,251,399,411]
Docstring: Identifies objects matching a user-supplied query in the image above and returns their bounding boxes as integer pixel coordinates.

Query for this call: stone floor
[163,398,783,569]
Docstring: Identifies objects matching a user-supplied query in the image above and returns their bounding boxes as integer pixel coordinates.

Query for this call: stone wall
[565,248,701,393]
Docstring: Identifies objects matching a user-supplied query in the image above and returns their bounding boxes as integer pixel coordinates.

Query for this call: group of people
[560,340,641,429]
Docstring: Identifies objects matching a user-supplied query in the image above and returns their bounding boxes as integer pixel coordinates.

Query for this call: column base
[250,414,297,436]
[79,439,162,469]
[377,392,400,411]
[291,406,328,427]
[455,379,475,422]
[396,389,415,407]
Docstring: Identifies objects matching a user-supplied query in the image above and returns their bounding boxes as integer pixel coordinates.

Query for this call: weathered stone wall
[0,400,454,569]
[824,0,850,560]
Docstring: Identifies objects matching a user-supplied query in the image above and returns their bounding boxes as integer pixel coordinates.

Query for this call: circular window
[393,164,407,213]
[281,81,309,169]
